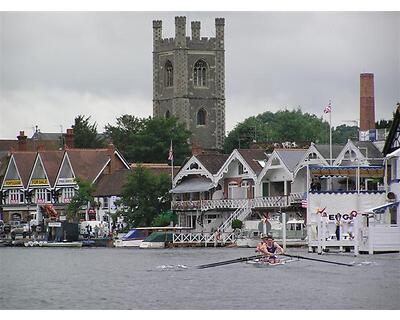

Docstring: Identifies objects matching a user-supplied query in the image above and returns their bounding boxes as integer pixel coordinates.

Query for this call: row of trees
[72,115,191,165]
[223,108,361,153]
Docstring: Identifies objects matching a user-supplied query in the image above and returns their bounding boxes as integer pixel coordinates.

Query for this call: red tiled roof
[195,154,230,174]
[66,149,110,183]
[237,149,268,175]
[39,151,65,187]
[12,152,37,187]
[130,163,180,178]
[93,170,130,196]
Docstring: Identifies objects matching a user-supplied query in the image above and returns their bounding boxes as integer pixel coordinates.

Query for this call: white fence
[173,232,235,245]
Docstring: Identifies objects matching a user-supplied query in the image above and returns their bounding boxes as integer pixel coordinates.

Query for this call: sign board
[31,179,48,186]
[4,179,22,187]
[48,222,62,227]
[58,178,75,185]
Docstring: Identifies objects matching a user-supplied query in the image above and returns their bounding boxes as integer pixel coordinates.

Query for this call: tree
[332,125,358,144]
[117,166,171,227]
[224,108,329,153]
[152,210,177,227]
[66,178,96,222]
[73,115,106,148]
[105,115,191,165]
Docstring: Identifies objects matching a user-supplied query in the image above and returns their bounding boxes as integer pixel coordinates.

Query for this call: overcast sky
[0,11,399,139]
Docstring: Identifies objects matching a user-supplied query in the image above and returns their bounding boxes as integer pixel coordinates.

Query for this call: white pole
[354,214,359,256]
[317,214,322,254]
[282,211,287,251]
[329,103,332,166]
[306,164,311,252]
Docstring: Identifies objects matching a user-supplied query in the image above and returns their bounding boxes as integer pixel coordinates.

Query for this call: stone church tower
[152,16,225,151]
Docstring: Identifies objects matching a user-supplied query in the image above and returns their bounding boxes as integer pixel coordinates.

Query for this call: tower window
[165,110,171,118]
[197,108,206,126]
[193,60,207,87]
[164,60,173,87]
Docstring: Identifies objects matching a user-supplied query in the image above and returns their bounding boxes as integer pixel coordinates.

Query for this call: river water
[0,247,399,310]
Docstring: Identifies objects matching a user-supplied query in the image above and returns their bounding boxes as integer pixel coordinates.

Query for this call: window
[238,163,244,175]
[197,108,206,126]
[9,190,24,204]
[103,197,109,209]
[164,60,173,87]
[165,110,171,118]
[308,152,317,160]
[193,60,207,87]
[35,188,51,203]
[62,187,75,203]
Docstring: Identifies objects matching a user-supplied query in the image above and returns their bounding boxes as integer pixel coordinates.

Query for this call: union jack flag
[301,198,308,208]
[168,140,173,161]
[324,101,332,114]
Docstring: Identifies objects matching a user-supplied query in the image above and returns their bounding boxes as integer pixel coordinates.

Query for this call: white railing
[172,232,235,244]
[172,194,304,211]
[201,198,248,211]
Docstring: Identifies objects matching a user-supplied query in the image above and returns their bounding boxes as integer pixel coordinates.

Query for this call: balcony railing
[171,192,304,211]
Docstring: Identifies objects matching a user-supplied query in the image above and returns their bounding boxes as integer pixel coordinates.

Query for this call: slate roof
[66,149,110,183]
[237,149,268,175]
[314,144,345,161]
[0,139,61,152]
[93,170,130,197]
[39,151,65,187]
[196,154,230,174]
[354,141,384,166]
[275,149,308,172]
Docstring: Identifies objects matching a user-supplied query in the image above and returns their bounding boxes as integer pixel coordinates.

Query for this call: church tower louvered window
[164,60,173,87]
[193,60,207,87]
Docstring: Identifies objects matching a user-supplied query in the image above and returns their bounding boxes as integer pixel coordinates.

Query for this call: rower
[256,234,284,264]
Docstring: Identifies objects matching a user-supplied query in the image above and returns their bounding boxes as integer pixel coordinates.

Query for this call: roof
[354,140,383,165]
[12,152,37,187]
[66,149,110,182]
[275,149,308,172]
[93,169,130,196]
[314,144,344,160]
[39,151,65,186]
[170,176,213,193]
[237,149,268,175]
[0,139,61,152]
[130,163,180,178]
[196,154,230,174]
[31,132,63,141]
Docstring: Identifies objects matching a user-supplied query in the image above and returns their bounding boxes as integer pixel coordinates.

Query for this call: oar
[196,254,264,269]
[282,253,354,267]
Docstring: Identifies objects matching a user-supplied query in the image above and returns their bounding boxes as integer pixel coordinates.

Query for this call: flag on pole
[301,198,308,208]
[324,101,332,113]
[168,140,173,161]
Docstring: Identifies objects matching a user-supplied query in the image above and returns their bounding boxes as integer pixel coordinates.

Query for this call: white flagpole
[329,100,332,166]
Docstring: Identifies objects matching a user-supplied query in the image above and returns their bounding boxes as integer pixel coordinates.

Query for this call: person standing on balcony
[256,234,284,264]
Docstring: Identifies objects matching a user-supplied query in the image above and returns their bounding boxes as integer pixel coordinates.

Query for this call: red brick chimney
[107,143,117,173]
[65,128,74,149]
[17,131,27,151]
[360,73,376,131]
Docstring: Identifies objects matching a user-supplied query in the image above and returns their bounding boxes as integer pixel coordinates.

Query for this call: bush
[152,211,177,227]
[231,219,243,230]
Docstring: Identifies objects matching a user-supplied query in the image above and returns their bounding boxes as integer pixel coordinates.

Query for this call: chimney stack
[360,73,376,131]
[65,128,74,149]
[107,143,118,174]
[17,131,27,151]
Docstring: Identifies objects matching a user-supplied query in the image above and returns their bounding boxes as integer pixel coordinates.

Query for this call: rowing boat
[246,257,296,267]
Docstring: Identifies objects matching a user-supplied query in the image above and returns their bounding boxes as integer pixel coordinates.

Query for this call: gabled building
[0,145,130,226]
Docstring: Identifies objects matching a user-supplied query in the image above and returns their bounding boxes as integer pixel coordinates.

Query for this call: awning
[310,165,384,178]
[386,148,400,158]
[365,201,399,214]
[170,177,214,194]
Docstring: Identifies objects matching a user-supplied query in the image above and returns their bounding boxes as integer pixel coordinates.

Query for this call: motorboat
[114,228,152,247]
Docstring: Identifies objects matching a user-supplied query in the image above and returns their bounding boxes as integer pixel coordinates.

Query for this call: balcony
[171,192,304,211]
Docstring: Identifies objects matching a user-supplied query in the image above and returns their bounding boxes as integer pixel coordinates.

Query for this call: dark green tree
[66,178,96,222]
[73,115,105,148]
[152,210,177,227]
[332,125,358,144]
[375,119,393,129]
[105,115,191,165]
[117,166,171,227]
[224,108,330,153]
